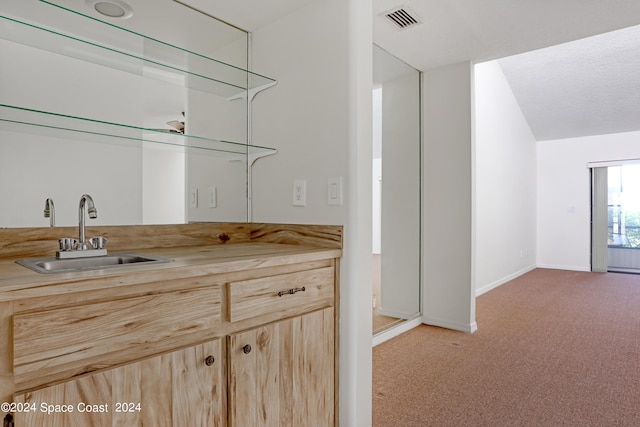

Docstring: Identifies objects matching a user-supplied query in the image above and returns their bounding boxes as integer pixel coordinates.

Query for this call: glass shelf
[0,6,276,98]
[0,104,277,159]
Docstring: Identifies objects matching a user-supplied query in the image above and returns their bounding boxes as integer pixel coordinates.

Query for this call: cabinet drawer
[228,266,334,322]
[13,286,221,384]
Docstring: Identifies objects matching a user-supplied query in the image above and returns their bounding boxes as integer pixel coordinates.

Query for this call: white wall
[422,61,477,333]
[0,38,145,227]
[251,0,373,425]
[537,131,640,271]
[250,2,349,225]
[474,61,537,295]
[186,88,248,223]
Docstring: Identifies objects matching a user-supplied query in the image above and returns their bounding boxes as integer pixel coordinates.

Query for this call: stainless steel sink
[16,253,172,274]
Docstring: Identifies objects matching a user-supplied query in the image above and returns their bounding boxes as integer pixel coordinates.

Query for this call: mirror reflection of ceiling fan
[153,112,185,134]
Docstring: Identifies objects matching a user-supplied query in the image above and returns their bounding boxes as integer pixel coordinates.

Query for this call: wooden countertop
[0,243,342,302]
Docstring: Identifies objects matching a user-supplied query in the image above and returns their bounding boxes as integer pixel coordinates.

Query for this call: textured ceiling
[499,25,640,141]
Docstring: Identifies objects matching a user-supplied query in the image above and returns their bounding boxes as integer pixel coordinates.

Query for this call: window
[608,164,640,248]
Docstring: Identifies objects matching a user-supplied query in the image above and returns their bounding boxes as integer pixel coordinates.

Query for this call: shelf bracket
[227,81,277,103]
[248,148,277,167]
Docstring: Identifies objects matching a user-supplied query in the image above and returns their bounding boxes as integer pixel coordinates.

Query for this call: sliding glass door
[592,163,640,273]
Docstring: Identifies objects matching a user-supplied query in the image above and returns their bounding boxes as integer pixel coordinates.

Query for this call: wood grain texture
[14,340,225,427]
[0,222,343,261]
[0,302,13,406]
[111,362,141,426]
[13,287,221,384]
[227,308,334,427]
[0,223,252,260]
[249,223,343,249]
[0,243,340,303]
[15,370,112,427]
[228,267,334,322]
[228,325,279,427]
[284,308,335,426]
[6,259,336,391]
[171,340,226,427]
[0,224,341,425]
[12,259,333,313]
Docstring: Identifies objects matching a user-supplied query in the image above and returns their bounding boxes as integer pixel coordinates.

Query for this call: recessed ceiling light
[85,0,133,19]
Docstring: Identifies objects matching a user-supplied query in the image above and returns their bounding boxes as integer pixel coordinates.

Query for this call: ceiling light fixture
[85,0,133,19]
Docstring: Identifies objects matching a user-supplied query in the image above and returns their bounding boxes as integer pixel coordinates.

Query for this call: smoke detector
[383,6,422,30]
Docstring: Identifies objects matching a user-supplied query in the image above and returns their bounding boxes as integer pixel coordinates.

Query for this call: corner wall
[422,61,476,333]
[250,0,373,425]
[474,61,537,295]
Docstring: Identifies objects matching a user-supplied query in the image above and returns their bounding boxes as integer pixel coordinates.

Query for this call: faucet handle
[59,238,77,252]
[90,236,107,250]
[44,198,55,227]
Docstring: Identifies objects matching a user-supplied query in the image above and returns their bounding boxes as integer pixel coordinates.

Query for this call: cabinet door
[228,307,334,427]
[14,339,225,427]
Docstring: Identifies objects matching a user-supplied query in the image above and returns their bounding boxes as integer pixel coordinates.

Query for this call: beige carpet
[373,269,640,426]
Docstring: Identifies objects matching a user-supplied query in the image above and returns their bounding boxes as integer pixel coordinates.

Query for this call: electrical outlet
[293,179,306,206]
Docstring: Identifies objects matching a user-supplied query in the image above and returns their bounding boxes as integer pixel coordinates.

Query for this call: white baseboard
[421,316,478,334]
[377,307,414,319]
[372,317,422,347]
[536,263,591,272]
[475,265,536,297]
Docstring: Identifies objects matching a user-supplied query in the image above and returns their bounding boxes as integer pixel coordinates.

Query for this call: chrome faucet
[53,194,107,259]
[77,194,97,250]
[43,198,55,227]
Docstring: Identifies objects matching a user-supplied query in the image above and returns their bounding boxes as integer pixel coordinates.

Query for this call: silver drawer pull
[277,286,306,297]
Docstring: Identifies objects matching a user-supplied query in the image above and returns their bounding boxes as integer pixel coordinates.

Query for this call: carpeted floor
[373,268,640,427]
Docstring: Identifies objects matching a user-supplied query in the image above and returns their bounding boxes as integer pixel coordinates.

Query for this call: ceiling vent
[383,7,422,30]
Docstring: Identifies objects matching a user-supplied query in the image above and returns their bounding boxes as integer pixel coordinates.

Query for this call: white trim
[536,263,591,272]
[422,317,478,333]
[377,307,416,319]
[475,265,536,297]
[587,158,640,168]
[372,317,422,347]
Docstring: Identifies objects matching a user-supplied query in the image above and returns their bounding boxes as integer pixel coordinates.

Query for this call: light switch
[208,187,217,208]
[189,188,198,208]
[328,177,343,205]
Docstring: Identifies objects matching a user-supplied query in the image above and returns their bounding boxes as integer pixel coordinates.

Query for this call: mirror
[0,0,253,227]
[372,44,422,335]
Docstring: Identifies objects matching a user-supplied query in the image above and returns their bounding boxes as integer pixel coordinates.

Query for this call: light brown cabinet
[14,339,225,426]
[228,307,334,427]
[3,256,339,427]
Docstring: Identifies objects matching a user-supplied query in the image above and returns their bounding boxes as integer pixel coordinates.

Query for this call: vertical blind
[591,167,608,272]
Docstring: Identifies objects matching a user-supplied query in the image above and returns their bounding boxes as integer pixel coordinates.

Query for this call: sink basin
[16,253,172,274]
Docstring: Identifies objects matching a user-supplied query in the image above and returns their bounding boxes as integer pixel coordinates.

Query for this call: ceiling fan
[152,111,185,134]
